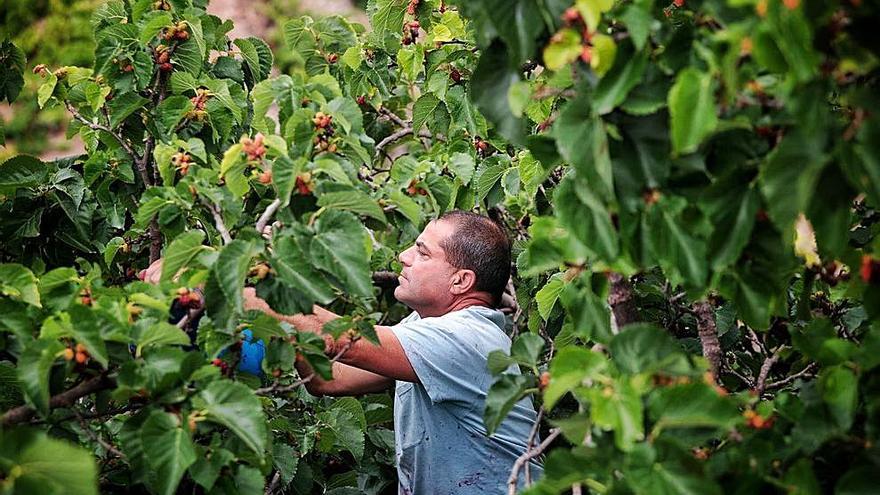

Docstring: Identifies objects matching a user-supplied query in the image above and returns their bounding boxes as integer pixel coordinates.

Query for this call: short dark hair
[437,210,511,305]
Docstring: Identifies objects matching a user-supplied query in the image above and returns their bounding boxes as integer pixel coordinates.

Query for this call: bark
[694,301,722,379]
[608,272,638,329]
[1,374,116,426]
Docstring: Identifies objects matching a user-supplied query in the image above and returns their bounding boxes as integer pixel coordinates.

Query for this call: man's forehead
[415,220,452,251]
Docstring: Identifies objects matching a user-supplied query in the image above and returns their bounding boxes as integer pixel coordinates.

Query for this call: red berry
[160,62,173,72]
[356,95,366,106]
[212,358,223,367]
[673,0,685,7]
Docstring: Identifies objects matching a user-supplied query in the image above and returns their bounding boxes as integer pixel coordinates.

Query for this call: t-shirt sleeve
[391,317,490,404]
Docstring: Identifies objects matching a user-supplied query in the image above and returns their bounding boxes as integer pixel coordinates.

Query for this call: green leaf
[67,305,110,368]
[0,429,98,495]
[819,365,858,430]
[17,339,65,416]
[138,11,172,43]
[272,235,336,304]
[648,382,740,432]
[590,33,617,77]
[397,45,425,82]
[310,210,373,298]
[594,42,649,115]
[536,273,566,321]
[0,40,26,103]
[160,230,206,283]
[135,322,190,355]
[648,199,708,290]
[510,333,545,369]
[0,155,49,191]
[367,0,408,37]
[668,68,717,155]
[154,95,193,138]
[470,42,526,145]
[107,93,149,129]
[479,0,543,65]
[0,263,41,307]
[553,93,613,200]
[271,155,303,208]
[317,189,387,223]
[588,377,644,451]
[197,380,267,454]
[620,3,652,50]
[37,73,58,109]
[554,176,618,262]
[141,410,197,495]
[412,93,442,132]
[214,239,262,313]
[609,323,689,375]
[544,346,608,410]
[542,29,582,72]
[483,374,530,435]
[220,143,248,197]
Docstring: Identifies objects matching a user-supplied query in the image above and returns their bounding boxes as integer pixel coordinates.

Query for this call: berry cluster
[312,112,338,153]
[742,409,775,430]
[560,7,593,63]
[163,22,190,42]
[63,343,91,365]
[185,87,210,122]
[176,287,202,309]
[295,172,314,195]
[473,136,491,157]
[249,263,271,280]
[402,20,420,45]
[154,44,171,72]
[240,133,267,161]
[405,179,428,196]
[406,0,419,15]
[171,151,192,175]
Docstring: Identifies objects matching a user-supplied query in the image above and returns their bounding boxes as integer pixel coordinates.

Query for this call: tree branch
[755,346,787,396]
[508,428,561,495]
[1,374,116,426]
[74,409,127,460]
[694,300,722,379]
[256,198,282,234]
[265,470,282,495]
[372,271,400,289]
[608,272,638,331]
[523,407,544,485]
[765,362,818,390]
[203,200,233,244]
[255,340,355,396]
[65,103,141,177]
[374,128,437,158]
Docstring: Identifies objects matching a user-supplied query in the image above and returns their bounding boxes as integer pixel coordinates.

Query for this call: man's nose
[399,246,413,266]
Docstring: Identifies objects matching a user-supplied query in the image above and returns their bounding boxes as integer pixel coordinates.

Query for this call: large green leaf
[141,410,197,495]
[107,93,149,129]
[470,41,526,144]
[0,429,98,495]
[0,155,48,191]
[594,42,649,115]
[197,381,267,454]
[588,377,644,451]
[0,263,41,307]
[160,230,207,283]
[554,176,619,263]
[17,339,65,416]
[67,305,110,368]
[483,374,531,435]
[0,40,26,103]
[647,199,708,290]
[317,189,387,224]
[648,382,740,432]
[544,346,608,411]
[310,210,373,298]
[668,68,717,155]
[213,239,262,313]
[272,235,336,304]
[553,92,613,200]
[609,323,689,375]
[819,365,858,430]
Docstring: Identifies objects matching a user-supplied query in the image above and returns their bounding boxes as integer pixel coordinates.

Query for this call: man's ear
[450,269,478,295]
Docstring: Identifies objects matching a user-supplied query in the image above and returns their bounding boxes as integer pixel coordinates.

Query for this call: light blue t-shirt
[391,306,543,494]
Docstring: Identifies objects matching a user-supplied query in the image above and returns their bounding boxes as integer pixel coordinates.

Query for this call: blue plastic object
[237,329,265,376]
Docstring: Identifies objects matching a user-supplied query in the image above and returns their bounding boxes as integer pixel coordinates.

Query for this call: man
[145,211,542,493]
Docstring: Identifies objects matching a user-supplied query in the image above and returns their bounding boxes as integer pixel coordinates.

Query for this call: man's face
[394,220,458,315]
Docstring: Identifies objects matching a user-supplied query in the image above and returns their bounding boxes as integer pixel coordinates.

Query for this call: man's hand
[138,259,163,284]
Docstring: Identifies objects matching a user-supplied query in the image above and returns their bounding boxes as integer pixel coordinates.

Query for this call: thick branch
[608,272,638,330]
[1,374,116,426]
[694,301,722,379]
[508,428,561,495]
[375,128,436,157]
[256,198,283,234]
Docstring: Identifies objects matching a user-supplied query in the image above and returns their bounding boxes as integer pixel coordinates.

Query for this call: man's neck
[417,294,494,318]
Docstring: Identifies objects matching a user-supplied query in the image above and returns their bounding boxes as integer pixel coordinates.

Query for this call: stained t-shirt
[391,306,543,494]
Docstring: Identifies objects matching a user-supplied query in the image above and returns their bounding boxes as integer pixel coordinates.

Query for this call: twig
[507,428,561,495]
[725,366,755,389]
[203,200,233,244]
[256,198,282,234]
[74,409,127,460]
[149,217,162,263]
[255,340,355,395]
[177,307,205,330]
[378,106,408,128]
[765,362,818,390]
[374,128,436,158]
[2,374,116,426]
[65,103,140,175]
[265,470,282,495]
[755,346,787,396]
[523,407,544,485]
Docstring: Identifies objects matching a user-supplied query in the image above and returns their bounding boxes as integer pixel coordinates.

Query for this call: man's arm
[243,288,418,392]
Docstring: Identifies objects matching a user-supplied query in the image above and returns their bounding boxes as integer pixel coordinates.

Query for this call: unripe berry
[75,352,88,364]
[63,348,75,361]
[258,170,273,184]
